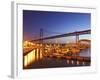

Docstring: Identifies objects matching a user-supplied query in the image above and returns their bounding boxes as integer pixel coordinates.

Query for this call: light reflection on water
[66,60,84,65]
[24,50,35,67]
[66,60,70,64]
[24,49,43,67]
[24,48,90,68]
[76,61,80,65]
[82,62,85,65]
[71,60,74,64]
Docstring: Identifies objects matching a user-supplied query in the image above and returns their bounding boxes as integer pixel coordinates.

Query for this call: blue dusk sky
[23,10,91,43]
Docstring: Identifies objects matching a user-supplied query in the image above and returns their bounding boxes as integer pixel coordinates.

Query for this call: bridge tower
[39,28,44,60]
[40,28,43,43]
[76,32,79,44]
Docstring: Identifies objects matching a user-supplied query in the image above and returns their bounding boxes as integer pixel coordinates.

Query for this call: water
[80,48,91,57]
[24,48,91,69]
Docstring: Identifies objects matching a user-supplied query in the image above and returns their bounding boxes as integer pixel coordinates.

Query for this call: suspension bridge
[30,29,90,43]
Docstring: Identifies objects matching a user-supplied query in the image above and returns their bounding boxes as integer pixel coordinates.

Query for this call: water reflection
[76,61,80,65]
[66,60,86,66]
[66,60,70,64]
[24,50,35,67]
[71,60,74,64]
[82,62,85,65]
[24,48,90,68]
[24,49,43,67]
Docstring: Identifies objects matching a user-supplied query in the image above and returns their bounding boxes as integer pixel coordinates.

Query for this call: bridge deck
[31,29,90,42]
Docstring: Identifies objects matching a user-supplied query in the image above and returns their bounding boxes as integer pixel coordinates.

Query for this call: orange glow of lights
[24,50,35,67]
[24,56,28,67]
[24,49,43,67]
[76,61,80,65]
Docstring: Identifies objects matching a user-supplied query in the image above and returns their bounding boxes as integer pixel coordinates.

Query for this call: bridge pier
[76,33,79,44]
